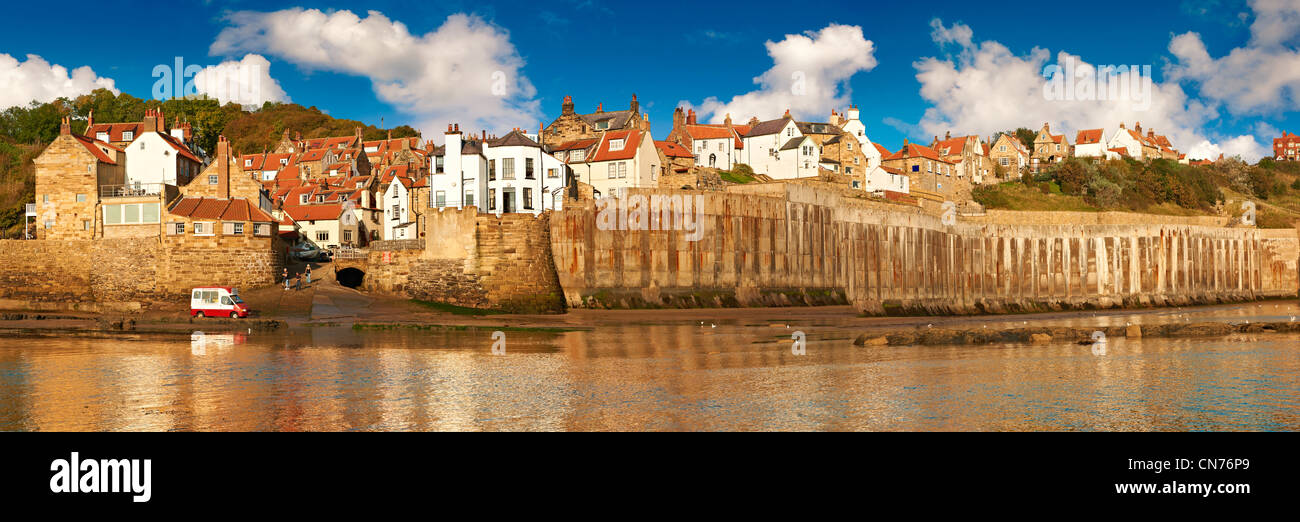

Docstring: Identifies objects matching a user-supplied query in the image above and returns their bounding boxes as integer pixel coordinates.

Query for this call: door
[502,189,516,213]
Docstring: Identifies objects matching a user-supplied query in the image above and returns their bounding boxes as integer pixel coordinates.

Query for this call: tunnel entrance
[337,267,365,289]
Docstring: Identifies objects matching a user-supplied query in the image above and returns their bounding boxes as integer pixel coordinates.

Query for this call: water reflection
[0,324,1297,431]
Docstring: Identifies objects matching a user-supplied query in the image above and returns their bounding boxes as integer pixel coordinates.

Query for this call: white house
[483,130,568,214]
[124,130,202,188]
[740,114,820,179]
[562,129,660,200]
[382,177,414,239]
[834,105,882,169]
[1074,129,1107,158]
[859,164,910,195]
[429,124,488,212]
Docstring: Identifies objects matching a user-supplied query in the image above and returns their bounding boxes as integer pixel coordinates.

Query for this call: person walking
[283,267,290,290]
[295,273,303,291]
[305,265,312,286]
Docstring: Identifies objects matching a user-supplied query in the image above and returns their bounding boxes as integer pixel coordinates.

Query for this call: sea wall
[550,184,1299,314]
[358,207,565,313]
[0,235,284,307]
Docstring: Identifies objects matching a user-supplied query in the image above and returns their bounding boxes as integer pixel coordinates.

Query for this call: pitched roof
[490,129,540,148]
[282,203,346,221]
[655,141,692,158]
[872,143,892,157]
[85,122,143,142]
[684,124,736,140]
[155,132,201,163]
[886,142,950,163]
[745,116,793,137]
[69,133,120,164]
[550,138,599,152]
[795,121,841,135]
[589,129,644,162]
[1075,129,1104,145]
[779,137,807,151]
[932,136,978,156]
[168,197,274,222]
[579,109,636,130]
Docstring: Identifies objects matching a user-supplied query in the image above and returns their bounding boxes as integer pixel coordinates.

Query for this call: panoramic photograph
[0,0,1295,507]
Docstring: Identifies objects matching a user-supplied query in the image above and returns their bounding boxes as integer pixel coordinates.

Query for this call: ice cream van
[190,287,249,318]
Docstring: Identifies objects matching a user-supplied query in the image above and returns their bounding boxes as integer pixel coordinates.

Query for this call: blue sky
[1,0,1293,159]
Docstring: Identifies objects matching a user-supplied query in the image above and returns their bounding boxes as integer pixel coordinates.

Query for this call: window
[103,203,160,225]
[43,195,49,203]
[608,163,617,179]
[912,165,919,172]
[82,220,91,231]
[245,159,253,167]
[44,220,53,229]
[465,192,475,207]
[547,168,558,179]
[167,222,184,235]
[96,132,109,142]
[300,194,309,205]
[619,163,627,178]
[316,231,329,241]
[609,139,625,151]
[121,131,133,141]
[193,222,214,236]
[525,158,535,179]
[435,191,446,208]
[488,160,496,181]
[435,156,444,174]
[851,180,861,189]
[1000,145,1007,152]
[391,204,400,219]
[76,194,86,203]
[222,222,244,235]
[571,149,585,162]
[523,188,533,210]
[343,230,353,242]
[502,158,515,180]
[488,189,496,211]
[208,174,218,185]
[847,143,853,151]
[253,223,270,236]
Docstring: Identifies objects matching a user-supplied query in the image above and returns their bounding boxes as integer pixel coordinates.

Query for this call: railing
[369,239,424,251]
[331,246,368,260]
[100,183,164,199]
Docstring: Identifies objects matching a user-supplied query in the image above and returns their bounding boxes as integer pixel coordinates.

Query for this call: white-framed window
[607,163,616,179]
[193,222,214,236]
[435,191,446,208]
[166,222,184,235]
[502,158,516,180]
[523,188,533,210]
[121,131,133,141]
[103,203,160,225]
[488,189,496,211]
[609,139,625,151]
[222,222,244,235]
[253,223,271,236]
[245,158,253,167]
[571,149,585,162]
[465,192,475,207]
[96,132,109,142]
[208,174,218,185]
[547,168,558,179]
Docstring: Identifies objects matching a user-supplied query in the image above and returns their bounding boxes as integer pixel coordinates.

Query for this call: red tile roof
[932,136,977,157]
[282,203,346,221]
[168,197,274,222]
[70,133,120,164]
[1076,129,1104,145]
[886,143,950,163]
[589,129,643,162]
[86,122,143,143]
[655,141,692,158]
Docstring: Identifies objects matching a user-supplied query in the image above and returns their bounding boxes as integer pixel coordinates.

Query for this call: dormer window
[571,150,585,162]
[280,158,289,166]
[96,132,109,142]
[245,159,253,167]
[609,139,625,151]
[300,194,309,205]
[122,131,133,141]
[316,195,325,203]
[595,121,609,130]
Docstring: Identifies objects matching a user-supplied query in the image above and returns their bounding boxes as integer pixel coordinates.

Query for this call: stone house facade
[34,117,127,240]
[543,94,649,145]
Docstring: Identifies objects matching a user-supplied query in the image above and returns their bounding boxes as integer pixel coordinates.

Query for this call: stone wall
[358,207,565,313]
[550,184,1300,313]
[0,233,285,306]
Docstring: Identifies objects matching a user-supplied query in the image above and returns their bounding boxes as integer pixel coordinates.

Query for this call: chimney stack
[597,103,603,113]
[945,131,951,140]
[217,135,231,199]
[724,113,732,128]
[562,95,574,116]
[60,115,70,135]
[687,109,697,125]
[630,93,639,114]
[142,109,158,133]
[85,110,94,134]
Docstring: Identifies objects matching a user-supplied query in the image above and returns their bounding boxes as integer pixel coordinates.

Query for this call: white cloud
[191,54,290,108]
[908,19,1267,161]
[1167,0,1300,115]
[0,53,117,110]
[210,8,539,138]
[692,24,876,124]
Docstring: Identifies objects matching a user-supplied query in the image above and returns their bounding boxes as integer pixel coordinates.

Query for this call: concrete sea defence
[550,184,1299,314]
